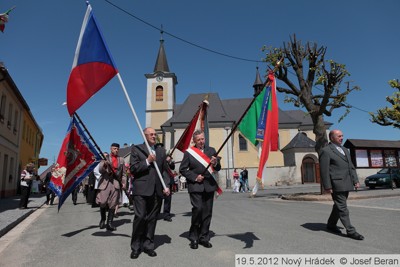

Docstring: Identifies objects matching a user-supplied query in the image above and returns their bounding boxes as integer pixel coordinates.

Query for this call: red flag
[66,4,118,116]
[49,116,102,210]
[0,6,16,33]
[175,99,209,152]
[256,72,279,182]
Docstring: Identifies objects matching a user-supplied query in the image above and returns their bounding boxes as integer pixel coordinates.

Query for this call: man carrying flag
[179,129,221,250]
[96,143,126,231]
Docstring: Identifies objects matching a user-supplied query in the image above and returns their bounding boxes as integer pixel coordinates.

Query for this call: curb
[0,200,46,239]
[281,191,400,201]
[0,210,35,238]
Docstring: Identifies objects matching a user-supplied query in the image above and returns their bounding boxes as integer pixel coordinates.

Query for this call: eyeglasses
[146,133,157,136]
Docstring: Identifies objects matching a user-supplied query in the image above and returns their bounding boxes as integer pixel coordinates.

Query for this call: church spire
[153,28,170,73]
[253,66,264,97]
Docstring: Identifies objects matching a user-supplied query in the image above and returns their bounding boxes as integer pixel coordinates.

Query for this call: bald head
[329,129,344,146]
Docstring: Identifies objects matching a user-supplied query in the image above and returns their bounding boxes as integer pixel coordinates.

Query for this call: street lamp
[224,126,231,189]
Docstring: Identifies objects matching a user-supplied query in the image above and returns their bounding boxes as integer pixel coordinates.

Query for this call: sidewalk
[281,186,400,201]
[0,193,47,238]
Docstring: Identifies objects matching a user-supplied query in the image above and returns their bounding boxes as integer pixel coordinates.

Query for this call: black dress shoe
[347,232,364,240]
[199,240,212,248]
[190,241,198,249]
[144,249,157,257]
[164,217,172,222]
[326,225,341,234]
[130,251,140,259]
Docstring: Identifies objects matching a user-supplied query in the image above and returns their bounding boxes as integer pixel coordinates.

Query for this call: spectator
[19,163,35,209]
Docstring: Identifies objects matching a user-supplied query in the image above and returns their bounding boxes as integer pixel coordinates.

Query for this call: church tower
[145,35,177,136]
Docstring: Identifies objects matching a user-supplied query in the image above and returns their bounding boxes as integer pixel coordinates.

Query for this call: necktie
[337,146,345,155]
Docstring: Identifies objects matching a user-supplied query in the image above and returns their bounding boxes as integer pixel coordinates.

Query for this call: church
[142,38,333,189]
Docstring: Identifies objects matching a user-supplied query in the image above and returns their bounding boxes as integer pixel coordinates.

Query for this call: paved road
[0,186,399,267]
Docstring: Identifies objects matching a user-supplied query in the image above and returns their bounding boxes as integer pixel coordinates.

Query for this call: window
[0,94,5,122]
[384,150,397,167]
[355,149,369,167]
[7,103,12,129]
[9,157,14,182]
[370,150,383,167]
[156,86,163,101]
[239,134,248,151]
[13,110,18,134]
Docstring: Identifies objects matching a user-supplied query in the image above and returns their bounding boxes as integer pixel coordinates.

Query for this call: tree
[263,34,360,153]
[370,79,400,129]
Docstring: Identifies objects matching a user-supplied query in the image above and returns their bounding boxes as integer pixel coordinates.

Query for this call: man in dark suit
[179,129,221,249]
[319,129,364,240]
[129,127,172,259]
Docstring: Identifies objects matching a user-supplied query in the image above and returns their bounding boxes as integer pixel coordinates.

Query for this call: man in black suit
[179,129,221,249]
[129,127,172,259]
[319,129,364,240]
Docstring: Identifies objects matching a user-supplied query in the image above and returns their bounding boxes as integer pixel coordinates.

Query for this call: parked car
[364,168,400,189]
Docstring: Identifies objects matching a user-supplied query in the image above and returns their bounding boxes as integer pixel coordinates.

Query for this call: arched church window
[239,134,248,151]
[156,86,163,101]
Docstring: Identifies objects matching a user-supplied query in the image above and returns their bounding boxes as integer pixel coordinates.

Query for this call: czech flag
[66,3,118,116]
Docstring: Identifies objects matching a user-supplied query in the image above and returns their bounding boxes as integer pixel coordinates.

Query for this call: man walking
[319,129,364,240]
[129,127,172,259]
[180,129,221,249]
[96,143,126,231]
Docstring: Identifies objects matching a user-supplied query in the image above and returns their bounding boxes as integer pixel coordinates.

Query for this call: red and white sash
[187,146,223,196]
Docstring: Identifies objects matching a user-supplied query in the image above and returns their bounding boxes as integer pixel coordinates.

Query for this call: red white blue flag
[49,116,102,210]
[66,3,118,116]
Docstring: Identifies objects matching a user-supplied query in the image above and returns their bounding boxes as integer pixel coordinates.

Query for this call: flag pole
[115,73,167,190]
[73,112,135,203]
[73,112,104,158]
[202,58,283,173]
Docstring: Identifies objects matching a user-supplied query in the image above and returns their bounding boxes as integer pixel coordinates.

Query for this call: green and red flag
[255,71,279,182]
[238,88,266,146]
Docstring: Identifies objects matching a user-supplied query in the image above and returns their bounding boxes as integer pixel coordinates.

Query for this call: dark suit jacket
[130,143,170,197]
[319,143,359,192]
[179,146,221,193]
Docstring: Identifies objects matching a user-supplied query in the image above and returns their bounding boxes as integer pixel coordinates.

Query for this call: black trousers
[130,193,162,252]
[19,185,31,208]
[71,186,79,204]
[328,191,356,234]
[163,185,173,217]
[189,191,214,242]
[46,187,55,204]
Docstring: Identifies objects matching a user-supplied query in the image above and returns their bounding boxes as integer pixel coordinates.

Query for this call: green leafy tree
[370,79,400,129]
[263,34,360,153]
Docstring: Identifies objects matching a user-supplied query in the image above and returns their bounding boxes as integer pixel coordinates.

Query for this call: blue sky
[2,0,399,167]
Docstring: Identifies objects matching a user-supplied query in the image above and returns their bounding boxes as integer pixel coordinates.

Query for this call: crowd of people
[232,167,250,193]
[19,128,364,259]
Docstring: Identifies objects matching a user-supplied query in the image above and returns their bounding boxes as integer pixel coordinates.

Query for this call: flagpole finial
[203,94,209,105]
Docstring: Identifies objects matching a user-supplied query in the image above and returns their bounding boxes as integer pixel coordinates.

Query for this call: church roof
[280,132,316,151]
[344,139,400,149]
[161,93,332,130]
